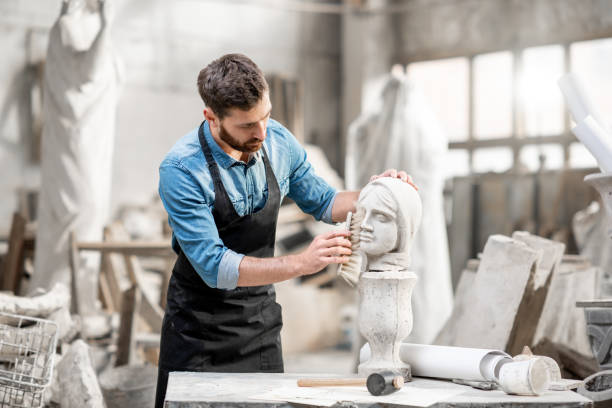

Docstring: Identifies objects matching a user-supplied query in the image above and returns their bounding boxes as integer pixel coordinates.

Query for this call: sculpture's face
[358,192,398,257]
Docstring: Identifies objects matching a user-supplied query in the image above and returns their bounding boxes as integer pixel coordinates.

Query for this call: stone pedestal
[358,271,417,379]
[582,173,612,370]
[577,301,612,370]
[584,173,612,239]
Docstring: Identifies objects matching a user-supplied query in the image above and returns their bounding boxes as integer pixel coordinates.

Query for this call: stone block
[435,234,542,352]
[534,255,596,357]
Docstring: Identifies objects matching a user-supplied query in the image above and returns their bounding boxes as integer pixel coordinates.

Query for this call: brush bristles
[337,208,364,286]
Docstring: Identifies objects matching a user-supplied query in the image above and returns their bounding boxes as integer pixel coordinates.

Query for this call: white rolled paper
[558,73,610,132]
[360,343,512,382]
[572,116,612,172]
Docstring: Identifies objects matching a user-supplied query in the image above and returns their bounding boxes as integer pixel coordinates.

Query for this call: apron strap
[198,121,228,199]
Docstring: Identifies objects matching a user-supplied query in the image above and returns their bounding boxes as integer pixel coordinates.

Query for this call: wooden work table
[164,372,592,407]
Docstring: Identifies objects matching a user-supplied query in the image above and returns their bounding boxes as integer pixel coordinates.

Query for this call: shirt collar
[203,120,262,169]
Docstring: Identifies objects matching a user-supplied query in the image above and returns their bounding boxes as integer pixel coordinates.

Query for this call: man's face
[216,93,272,154]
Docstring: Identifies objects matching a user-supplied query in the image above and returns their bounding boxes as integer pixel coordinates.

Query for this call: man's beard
[219,124,263,153]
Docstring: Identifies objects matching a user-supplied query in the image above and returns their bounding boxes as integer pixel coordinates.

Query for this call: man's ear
[203,107,218,128]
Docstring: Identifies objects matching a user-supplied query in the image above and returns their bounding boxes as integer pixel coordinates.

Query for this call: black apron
[155,122,283,408]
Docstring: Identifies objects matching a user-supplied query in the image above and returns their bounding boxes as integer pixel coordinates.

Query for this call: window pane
[473,51,513,139]
[407,58,469,142]
[472,147,513,173]
[518,144,564,171]
[445,149,470,179]
[521,45,565,137]
[571,38,612,129]
[569,142,598,169]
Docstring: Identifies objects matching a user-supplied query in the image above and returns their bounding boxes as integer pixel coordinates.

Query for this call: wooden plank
[116,285,141,366]
[124,254,163,333]
[136,332,161,347]
[69,231,81,315]
[1,213,27,293]
[78,241,173,256]
[98,272,114,312]
[101,226,123,311]
[101,254,121,311]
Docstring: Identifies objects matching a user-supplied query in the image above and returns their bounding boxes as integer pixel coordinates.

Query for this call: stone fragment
[47,305,80,344]
[56,340,105,408]
[0,283,69,322]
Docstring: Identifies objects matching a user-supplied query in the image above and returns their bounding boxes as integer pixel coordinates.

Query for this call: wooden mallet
[297,371,404,396]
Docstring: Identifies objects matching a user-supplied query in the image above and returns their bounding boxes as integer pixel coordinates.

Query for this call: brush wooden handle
[297,378,367,387]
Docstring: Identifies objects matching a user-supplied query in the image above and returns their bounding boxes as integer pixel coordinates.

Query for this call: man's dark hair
[197,54,268,119]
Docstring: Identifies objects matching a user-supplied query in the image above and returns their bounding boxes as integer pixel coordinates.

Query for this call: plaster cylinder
[358,271,417,379]
[498,358,550,396]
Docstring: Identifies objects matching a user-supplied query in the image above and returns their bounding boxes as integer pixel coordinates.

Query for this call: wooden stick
[116,285,141,366]
[297,378,366,387]
[1,213,27,293]
[77,241,173,257]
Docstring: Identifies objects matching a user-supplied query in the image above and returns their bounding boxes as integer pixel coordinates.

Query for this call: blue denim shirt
[159,119,337,289]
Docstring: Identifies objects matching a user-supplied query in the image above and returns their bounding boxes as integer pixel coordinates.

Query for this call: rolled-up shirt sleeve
[159,161,241,289]
[286,137,337,223]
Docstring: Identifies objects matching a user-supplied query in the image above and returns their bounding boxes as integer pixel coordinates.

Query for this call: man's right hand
[296,230,352,276]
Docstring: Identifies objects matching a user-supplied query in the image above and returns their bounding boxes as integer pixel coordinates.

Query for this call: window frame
[408,43,581,173]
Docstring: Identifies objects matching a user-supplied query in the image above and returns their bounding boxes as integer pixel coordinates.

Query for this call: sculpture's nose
[361,212,373,231]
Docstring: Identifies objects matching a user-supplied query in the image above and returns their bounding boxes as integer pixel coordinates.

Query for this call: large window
[407,57,469,142]
[407,38,612,178]
[473,51,513,140]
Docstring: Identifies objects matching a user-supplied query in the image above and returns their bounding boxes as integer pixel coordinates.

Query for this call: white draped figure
[32,0,121,292]
[346,72,453,343]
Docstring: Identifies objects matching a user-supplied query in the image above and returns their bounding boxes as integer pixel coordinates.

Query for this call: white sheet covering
[346,73,453,343]
[31,2,121,294]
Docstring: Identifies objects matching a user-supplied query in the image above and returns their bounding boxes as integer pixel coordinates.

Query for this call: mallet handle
[297,378,367,387]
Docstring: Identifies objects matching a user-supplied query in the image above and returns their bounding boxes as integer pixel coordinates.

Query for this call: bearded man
[155,53,414,407]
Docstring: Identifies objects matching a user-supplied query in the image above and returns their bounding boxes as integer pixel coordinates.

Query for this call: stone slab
[164,372,592,408]
[435,235,542,350]
[534,256,595,357]
[577,300,612,308]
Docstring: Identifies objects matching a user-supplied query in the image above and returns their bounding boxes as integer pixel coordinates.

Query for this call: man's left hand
[370,168,418,190]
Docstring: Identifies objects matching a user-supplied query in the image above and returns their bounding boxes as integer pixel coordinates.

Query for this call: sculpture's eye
[375,212,392,223]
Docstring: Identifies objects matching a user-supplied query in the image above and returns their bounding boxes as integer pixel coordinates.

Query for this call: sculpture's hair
[197,54,268,119]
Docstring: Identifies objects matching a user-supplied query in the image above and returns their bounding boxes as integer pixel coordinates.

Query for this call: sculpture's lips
[360,233,374,242]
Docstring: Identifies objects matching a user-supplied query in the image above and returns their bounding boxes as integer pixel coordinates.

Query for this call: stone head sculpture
[356,177,422,271]
[356,177,422,379]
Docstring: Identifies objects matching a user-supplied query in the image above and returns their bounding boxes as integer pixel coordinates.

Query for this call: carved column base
[578,303,612,370]
[358,271,417,380]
